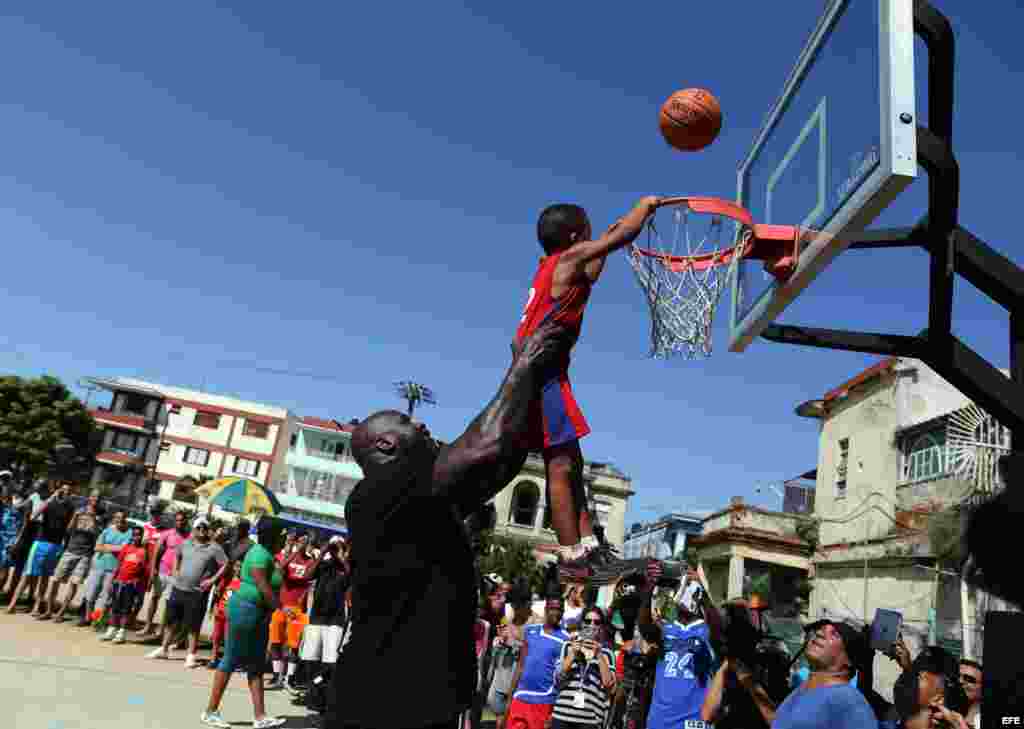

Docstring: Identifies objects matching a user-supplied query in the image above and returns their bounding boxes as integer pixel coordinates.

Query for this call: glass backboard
[730,0,918,351]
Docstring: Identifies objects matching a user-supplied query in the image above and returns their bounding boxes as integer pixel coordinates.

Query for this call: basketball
[658,88,722,152]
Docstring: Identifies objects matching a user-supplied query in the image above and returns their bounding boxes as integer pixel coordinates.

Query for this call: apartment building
[86,377,289,510]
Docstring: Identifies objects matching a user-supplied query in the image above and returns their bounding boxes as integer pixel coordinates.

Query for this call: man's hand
[514,320,573,374]
[889,635,911,672]
[644,559,663,590]
[929,699,969,729]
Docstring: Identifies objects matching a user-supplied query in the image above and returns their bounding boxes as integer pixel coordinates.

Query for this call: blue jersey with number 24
[646,620,714,729]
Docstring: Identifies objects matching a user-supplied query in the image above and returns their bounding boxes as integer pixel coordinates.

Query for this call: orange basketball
[658,88,722,152]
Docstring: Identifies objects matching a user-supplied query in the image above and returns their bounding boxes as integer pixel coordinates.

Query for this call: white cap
[192,517,210,529]
[329,535,346,546]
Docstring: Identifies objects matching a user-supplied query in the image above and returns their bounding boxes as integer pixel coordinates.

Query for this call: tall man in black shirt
[327,320,573,729]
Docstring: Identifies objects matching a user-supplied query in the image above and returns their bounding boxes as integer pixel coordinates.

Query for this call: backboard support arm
[761,0,1024,608]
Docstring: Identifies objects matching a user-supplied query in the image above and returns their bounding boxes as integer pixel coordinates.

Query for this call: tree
[477,534,548,597]
[0,375,99,485]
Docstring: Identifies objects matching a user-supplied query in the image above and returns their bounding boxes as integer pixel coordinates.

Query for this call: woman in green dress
[202,516,286,729]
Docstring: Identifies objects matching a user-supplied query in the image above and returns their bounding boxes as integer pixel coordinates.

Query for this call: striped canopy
[194,477,281,516]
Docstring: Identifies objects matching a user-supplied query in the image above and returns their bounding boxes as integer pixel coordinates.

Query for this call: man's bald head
[351,410,436,473]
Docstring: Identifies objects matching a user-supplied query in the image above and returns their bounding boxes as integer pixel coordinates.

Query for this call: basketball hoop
[627,196,803,358]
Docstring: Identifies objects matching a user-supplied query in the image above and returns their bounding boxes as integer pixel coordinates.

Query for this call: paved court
[0,609,316,729]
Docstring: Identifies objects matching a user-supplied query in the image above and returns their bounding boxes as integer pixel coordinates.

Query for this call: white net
[627,202,747,358]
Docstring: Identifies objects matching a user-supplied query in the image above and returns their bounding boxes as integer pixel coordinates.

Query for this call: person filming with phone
[699,599,790,729]
[551,606,616,729]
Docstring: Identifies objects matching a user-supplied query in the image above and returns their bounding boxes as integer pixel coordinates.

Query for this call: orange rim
[632,196,802,277]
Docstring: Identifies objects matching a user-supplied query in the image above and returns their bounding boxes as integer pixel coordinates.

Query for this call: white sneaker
[99,627,116,642]
[200,711,232,729]
[184,653,198,669]
[146,646,169,659]
[113,629,126,644]
[252,717,285,729]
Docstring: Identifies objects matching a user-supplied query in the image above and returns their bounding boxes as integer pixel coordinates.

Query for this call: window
[169,403,182,414]
[234,457,259,477]
[902,430,948,483]
[184,447,210,466]
[510,482,540,526]
[120,392,149,416]
[194,411,221,429]
[243,420,269,438]
[112,432,138,453]
[289,433,298,450]
[836,438,849,499]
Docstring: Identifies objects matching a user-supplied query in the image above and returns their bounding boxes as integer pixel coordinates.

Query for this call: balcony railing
[305,448,354,463]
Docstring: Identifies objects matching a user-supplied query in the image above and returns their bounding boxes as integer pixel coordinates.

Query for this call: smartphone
[871,608,903,654]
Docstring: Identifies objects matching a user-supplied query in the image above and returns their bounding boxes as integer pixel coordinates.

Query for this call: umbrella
[194,477,281,516]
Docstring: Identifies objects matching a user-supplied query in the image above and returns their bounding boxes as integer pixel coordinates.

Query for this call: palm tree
[393,381,437,417]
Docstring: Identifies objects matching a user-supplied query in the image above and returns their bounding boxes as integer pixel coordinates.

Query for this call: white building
[87,377,289,512]
[490,455,634,561]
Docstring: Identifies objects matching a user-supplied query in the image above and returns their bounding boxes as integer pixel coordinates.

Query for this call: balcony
[91,408,156,433]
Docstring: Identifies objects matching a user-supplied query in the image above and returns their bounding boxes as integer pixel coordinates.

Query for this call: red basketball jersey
[515,253,592,351]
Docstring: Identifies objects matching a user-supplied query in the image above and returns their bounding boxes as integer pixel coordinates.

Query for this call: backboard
[729,0,918,351]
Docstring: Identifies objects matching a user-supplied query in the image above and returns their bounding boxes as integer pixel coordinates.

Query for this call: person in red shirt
[268,532,323,691]
[208,561,242,670]
[100,525,147,644]
[514,198,659,580]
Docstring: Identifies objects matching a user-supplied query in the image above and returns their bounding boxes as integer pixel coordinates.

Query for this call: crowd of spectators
[0,476,991,729]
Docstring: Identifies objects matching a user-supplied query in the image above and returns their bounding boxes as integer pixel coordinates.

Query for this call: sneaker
[265,674,285,691]
[113,629,126,644]
[558,544,619,581]
[252,717,286,729]
[184,653,199,669]
[146,646,170,660]
[200,711,232,729]
[286,677,305,695]
[76,617,91,628]
[99,627,116,642]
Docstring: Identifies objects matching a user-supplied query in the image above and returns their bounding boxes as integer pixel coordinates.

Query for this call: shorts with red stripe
[506,699,554,729]
[523,373,590,451]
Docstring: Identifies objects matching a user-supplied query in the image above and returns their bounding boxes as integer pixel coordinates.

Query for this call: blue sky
[1,2,1021,525]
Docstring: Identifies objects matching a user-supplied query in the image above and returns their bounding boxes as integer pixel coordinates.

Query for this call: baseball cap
[804,619,868,670]
[328,535,345,546]
[193,517,210,529]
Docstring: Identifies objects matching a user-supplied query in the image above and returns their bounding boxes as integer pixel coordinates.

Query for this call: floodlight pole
[761,0,1024,609]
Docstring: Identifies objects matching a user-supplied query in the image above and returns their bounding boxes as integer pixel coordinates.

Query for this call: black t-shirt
[309,559,349,627]
[328,459,477,729]
[39,498,74,545]
[715,671,771,729]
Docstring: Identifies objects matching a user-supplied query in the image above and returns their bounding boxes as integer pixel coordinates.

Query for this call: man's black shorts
[164,587,208,633]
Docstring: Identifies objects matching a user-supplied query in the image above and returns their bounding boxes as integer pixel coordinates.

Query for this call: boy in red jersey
[100,525,147,644]
[514,196,660,580]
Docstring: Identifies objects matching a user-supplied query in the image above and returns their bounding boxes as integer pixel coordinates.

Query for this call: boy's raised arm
[556,197,661,282]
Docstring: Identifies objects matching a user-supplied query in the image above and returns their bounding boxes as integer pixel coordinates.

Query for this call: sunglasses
[195,524,210,530]
[583,618,603,626]
[959,674,979,685]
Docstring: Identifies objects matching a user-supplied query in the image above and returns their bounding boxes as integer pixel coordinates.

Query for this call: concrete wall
[163,404,235,447]
[812,560,966,700]
[815,376,901,546]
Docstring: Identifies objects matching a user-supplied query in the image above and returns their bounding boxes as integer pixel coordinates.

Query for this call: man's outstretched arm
[434,320,572,516]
